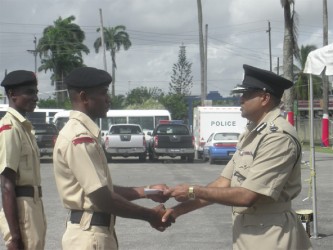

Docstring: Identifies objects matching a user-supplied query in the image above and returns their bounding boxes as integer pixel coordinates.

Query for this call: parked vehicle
[33,123,58,157]
[148,120,195,162]
[104,124,147,161]
[203,132,240,164]
[53,109,171,144]
[193,106,247,159]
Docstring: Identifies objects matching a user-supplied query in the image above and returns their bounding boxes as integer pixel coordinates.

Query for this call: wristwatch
[188,186,196,199]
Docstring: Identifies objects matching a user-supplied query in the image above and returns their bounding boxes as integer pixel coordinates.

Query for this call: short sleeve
[0,122,22,173]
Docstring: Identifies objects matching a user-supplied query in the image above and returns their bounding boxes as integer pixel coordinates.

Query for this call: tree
[280,0,300,125]
[161,94,188,122]
[94,25,131,97]
[294,45,322,100]
[37,16,89,103]
[125,87,163,107]
[169,44,193,96]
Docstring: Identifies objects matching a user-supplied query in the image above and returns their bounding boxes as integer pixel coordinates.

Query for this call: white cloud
[0,0,332,100]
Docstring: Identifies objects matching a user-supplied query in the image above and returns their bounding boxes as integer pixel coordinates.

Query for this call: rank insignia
[256,122,267,132]
[269,122,278,132]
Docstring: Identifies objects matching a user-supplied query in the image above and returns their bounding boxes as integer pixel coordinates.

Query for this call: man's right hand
[149,204,175,231]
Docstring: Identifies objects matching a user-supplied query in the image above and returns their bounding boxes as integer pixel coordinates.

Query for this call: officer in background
[0,70,46,250]
[163,64,312,250]
[53,67,173,250]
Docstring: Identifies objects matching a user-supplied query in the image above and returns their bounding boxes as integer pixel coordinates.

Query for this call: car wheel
[139,153,146,162]
[187,154,194,163]
[149,152,158,162]
[181,156,186,161]
[209,156,215,165]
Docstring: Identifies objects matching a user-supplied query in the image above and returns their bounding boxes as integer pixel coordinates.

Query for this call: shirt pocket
[20,141,32,170]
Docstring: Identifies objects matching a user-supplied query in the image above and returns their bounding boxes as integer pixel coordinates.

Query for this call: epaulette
[72,136,95,145]
[0,124,12,133]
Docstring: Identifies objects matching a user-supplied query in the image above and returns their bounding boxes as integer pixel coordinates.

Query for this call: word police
[211,121,237,127]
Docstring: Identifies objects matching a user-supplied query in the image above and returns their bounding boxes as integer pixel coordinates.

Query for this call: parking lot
[0,152,332,249]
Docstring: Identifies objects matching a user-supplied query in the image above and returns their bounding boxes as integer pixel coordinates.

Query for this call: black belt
[15,186,42,198]
[70,210,111,227]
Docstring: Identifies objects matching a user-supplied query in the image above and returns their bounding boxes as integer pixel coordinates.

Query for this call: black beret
[232,64,293,99]
[1,70,37,88]
[64,67,112,88]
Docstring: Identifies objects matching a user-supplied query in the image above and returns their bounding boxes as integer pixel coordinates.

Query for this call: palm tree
[37,16,89,102]
[280,0,300,124]
[294,45,322,100]
[94,25,132,97]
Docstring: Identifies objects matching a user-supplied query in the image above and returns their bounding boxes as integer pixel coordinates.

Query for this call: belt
[70,210,111,227]
[233,201,291,214]
[15,186,42,198]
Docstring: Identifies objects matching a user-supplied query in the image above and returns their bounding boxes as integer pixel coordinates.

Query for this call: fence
[296,118,333,145]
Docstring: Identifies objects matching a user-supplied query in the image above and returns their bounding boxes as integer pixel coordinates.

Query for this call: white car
[203,132,240,164]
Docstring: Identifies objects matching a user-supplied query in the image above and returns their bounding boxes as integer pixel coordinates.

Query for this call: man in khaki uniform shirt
[53,67,173,250]
[0,70,46,250]
[163,64,312,250]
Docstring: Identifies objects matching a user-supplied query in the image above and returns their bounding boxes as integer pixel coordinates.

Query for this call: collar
[69,110,100,138]
[7,107,28,123]
[249,107,281,133]
[6,107,33,130]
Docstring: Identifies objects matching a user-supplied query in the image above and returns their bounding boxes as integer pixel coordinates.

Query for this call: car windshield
[33,124,58,134]
[110,126,141,134]
[214,133,239,140]
[156,125,188,135]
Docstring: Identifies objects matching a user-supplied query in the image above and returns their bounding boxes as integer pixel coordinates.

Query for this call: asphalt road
[0,152,332,250]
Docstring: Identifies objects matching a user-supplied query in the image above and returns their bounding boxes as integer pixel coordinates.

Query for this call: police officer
[0,70,47,250]
[163,64,313,250]
[53,67,173,250]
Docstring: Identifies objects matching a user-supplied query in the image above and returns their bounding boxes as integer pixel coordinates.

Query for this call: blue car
[203,132,240,164]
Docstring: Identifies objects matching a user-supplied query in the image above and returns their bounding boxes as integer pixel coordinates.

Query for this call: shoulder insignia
[269,122,278,132]
[0,124,12,133]
[256,122,267,132]
[72,137,95,145]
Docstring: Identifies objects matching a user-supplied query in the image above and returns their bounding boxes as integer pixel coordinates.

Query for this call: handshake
[145,183,195,232]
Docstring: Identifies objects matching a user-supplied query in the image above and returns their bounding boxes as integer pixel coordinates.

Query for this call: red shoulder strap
[0,125,12,133]
[72,137,95,145]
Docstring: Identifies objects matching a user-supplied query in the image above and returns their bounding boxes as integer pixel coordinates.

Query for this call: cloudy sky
[0,0,332,101]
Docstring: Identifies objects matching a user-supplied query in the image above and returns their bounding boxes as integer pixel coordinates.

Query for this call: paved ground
[0,151,332,249]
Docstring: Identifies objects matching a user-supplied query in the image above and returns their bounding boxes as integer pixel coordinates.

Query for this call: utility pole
[196,0,205,106]
[27,36,37,73]
[204,24,208,100]
[99,9,107,72]
[321,0,329,147]
[266,21,272,71]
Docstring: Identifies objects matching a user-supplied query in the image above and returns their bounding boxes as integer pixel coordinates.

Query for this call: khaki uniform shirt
[0,108,46,250]
[0,107,41,186]
[221,108,312,250]
[53,111,116,231]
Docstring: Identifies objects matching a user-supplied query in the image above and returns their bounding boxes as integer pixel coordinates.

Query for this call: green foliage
[294,44,322,100]
[160,94,188,122]
[38,97,71,109]
[110,95,126,109]
[126,98,165,110]
[94,25,132,96]
[169,44,193,95]
[37,15,89,102]
[125,87,163,106]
